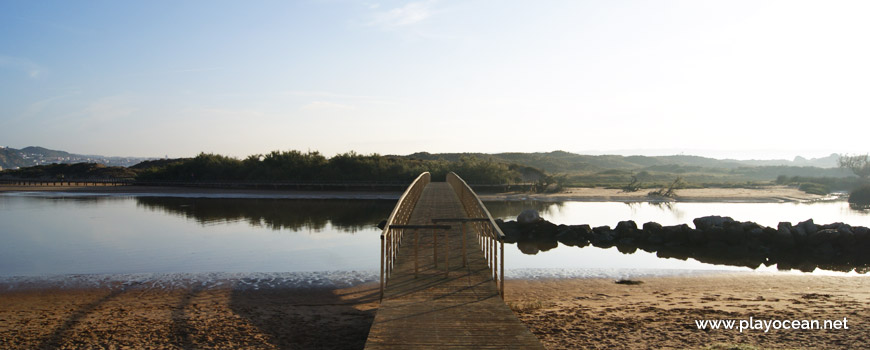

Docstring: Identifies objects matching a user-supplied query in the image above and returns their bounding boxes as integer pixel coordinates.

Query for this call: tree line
[134,151,536,184]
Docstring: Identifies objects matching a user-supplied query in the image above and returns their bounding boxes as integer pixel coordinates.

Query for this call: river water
[1,193,868,279]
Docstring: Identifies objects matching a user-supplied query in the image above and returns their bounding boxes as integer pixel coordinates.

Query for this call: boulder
[517,240,540,255]
[517,209,543,225]
[693,216,734,231]
[643,222,665,244]
[571,224,593,240]
[853,226,869,240]
[776,222,795,246]
[798,219,818,235]
[662,224,691,243]
[497,220,522,243]
[615,220,639,236]
[591,226,615,246]
[555,225,579,246]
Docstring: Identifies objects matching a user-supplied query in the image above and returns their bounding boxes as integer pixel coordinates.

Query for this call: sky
[1,0,868,159]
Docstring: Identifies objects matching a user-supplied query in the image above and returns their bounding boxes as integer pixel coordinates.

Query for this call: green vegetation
[839,154,870,179]
[850,185,870,205]
[648,176,685,198]
[621,172,642,192]
[776,175,865,193]
[4,149,865,195]
[797,182,829,195]
[134,151,540,184]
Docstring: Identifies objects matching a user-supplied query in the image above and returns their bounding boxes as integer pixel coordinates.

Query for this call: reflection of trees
[135,197,394,232]
[482,200,564,220]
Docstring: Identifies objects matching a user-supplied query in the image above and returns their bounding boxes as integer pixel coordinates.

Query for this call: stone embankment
[498,212,870,273]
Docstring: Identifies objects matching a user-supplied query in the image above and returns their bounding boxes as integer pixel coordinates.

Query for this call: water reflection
[493,200,870,274]
[0,195,387,276]
[483,200,563,219]
[135,197,394,232]
[851,203,870,212]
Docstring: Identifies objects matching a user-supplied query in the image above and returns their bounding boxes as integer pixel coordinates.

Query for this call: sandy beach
[508,274,869,350]
[1,274,866,349]
[481,186,826,203]
[0,281,380,350]
[0,184,825,203]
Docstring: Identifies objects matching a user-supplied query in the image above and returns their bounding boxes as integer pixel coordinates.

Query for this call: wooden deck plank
[364,183,545,349]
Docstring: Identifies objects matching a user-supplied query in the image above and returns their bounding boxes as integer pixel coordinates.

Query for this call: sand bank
[507,274,869,349]
[481,186,827,203]
[2,274,866,349]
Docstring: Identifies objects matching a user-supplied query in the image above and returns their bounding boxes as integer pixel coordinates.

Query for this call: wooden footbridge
[364,172,545,349]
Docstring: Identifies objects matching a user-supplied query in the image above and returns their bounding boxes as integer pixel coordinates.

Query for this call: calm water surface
[486,201,870,275]
[1,194,868,277]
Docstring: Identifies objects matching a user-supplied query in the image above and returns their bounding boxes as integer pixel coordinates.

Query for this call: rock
[853,226,869,240]
[820,222,844,230]
[688,228,706,244]
[643,222,665,244]
[776,222,795,246]
[643,222,663,234]
[746,227,763,238]
[662,224,690,243]
[705,226,728,242]
[791,224,807,244]
[517,240,540,255]
[837,225,854,236]
[572,224,593,240]
[517,209,543,224]
[497,220,522,243]
[528,221,559,238]
[617,243,637,254]
[809,229,840,245]
[722,221,746,244]
[798,219,818,235]
[555,225,579,245]
[693,216,734,231]
[591,226,615,246]
[615,220,638,235]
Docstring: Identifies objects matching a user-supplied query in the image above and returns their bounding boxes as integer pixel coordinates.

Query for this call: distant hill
[732,154,840,168]
[402,151,842,174]
[0,147,29,169]
[19,146,73,159]
[0,146,153,170]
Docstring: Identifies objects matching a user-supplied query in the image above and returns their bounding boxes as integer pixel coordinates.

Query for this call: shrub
[798,182,829,195]
[850,185,870,205]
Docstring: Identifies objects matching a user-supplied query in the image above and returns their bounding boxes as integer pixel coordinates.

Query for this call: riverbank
[0,184,826,202]
[1,274,866,349]
[482,186,826,203]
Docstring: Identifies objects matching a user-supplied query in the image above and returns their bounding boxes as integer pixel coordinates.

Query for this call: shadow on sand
[228,284,379,349]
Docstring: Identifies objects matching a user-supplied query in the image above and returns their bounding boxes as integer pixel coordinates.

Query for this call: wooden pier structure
[364,172,544,349]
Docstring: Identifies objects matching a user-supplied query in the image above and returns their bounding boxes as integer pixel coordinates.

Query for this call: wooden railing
[380,172,431,299]
[446,172,506,298]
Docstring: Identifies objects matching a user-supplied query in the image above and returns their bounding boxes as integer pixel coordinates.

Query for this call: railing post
[445,227,450,277]
[414,229,419,278]
[500,238,505,299]
[433,227,438,267]
[380,234,385,300]
[461,222,467,267]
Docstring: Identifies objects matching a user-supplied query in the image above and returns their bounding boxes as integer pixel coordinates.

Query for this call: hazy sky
[1,0,868,159]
